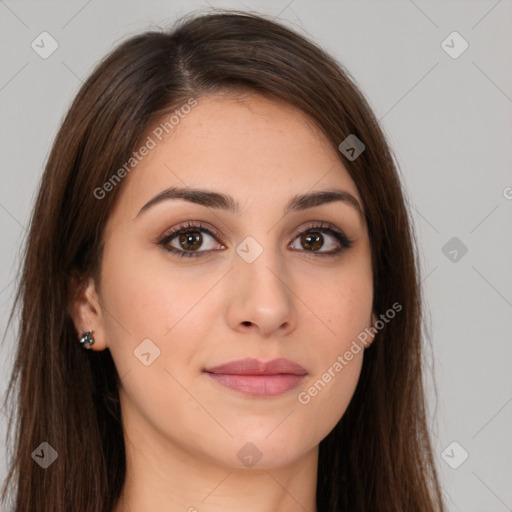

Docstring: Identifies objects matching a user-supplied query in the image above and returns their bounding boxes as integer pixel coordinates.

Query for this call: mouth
[203,357,308,398]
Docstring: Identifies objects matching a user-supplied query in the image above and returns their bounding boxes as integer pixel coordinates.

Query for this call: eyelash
[157,220,354,259]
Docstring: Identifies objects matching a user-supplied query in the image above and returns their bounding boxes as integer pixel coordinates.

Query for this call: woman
[1,9,446,512]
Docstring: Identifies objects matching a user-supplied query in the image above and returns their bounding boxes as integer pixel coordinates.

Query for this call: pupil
[180,231,202,250]
[303,232,322,251]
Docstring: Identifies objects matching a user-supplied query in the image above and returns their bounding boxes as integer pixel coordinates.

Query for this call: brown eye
[157,221,225,259]
[300,232,324,251]
[178,231,203,251]
[290,225,352,255]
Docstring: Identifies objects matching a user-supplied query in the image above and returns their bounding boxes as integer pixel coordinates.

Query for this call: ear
[365,311,378,348]
[68,274,108,351]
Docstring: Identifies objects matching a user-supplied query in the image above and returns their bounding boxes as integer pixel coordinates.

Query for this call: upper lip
[204,357,307,376]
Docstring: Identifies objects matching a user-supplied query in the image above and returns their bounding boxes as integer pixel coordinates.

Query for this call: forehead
[113,93,362,218]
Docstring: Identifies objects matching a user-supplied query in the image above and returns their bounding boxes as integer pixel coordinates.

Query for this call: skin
[69,91,377,512]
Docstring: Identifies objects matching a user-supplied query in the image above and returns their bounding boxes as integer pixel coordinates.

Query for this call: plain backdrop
[1,1,511,511]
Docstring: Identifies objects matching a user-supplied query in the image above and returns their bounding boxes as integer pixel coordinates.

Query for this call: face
[72,92,375,470]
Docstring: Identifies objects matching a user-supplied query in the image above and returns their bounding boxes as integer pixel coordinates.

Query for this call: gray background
[1,1,511,511]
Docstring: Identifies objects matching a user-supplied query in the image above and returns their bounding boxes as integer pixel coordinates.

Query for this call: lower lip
[205,372,306,397]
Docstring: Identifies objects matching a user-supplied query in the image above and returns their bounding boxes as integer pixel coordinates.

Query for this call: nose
[225,245,297,338]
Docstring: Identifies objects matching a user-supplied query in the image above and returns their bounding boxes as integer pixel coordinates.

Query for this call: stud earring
[79,330,95,349]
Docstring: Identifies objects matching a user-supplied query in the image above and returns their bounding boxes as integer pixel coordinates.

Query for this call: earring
[79,330,95,349]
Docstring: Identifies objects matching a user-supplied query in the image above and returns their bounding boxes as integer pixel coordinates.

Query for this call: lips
[204,357,307,376]
[204,357,307,397]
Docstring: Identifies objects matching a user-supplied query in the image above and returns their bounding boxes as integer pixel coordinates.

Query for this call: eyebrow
[136,186,366,224]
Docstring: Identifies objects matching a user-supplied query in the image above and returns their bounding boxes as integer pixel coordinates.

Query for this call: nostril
[242,321,252,327]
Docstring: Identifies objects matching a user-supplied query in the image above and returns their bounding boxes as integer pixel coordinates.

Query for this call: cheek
[295,352,363,450]
[96,243,214,449]
[98,235,224,400]
[295,297,367,444]
[292,270,372,436]
[100,231,217,341]
[306,263,373,349]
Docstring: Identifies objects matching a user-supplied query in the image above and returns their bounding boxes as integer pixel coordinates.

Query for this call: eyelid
[288,220,348,240]
[159,220,224,243]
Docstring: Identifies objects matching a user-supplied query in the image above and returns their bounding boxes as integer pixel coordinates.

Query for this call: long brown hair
[1,9,445,512]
